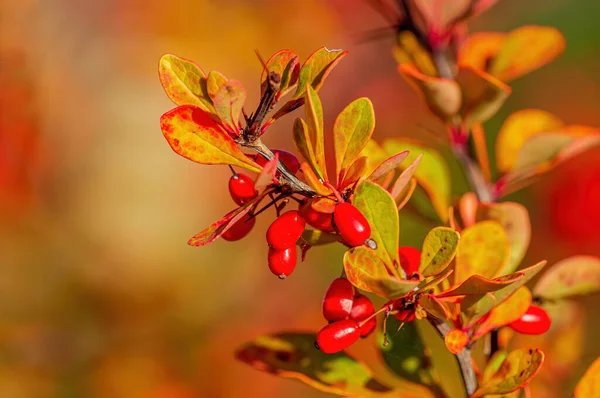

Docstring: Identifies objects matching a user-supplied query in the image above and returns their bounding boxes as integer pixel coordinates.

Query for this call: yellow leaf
[573,357,600,397]
[473,286,531,339]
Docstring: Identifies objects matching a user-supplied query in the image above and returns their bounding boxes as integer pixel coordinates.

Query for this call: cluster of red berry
[316,278,377,353]
[315,246,423,354]
[222,160,373,279]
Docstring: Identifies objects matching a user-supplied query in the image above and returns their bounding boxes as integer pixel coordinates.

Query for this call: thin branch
[241,138,316,197]
[428,316,478,396]
[452,142,492,202]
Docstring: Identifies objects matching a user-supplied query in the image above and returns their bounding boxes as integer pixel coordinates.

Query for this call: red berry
[333,203,371,247]
[268,246,297,279]
[228,173,258,206]
[315,320,360,354]
[349,295,376,337]
[255,150,301,175]
[266,210,306,250]
[222,214,256,241]
[322,278,355,321]
[508,305,551,335]
[398,246,421,276]
[299,200,335,233]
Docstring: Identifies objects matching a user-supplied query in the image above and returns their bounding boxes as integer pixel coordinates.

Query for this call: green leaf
[353,180,400,268]
[300,229,339,246]
[419,227,460,277]
[304,85,328,180]
[461,261,546,326]
[206,70,228,100]
[158,54,213,112]
[160,105,261,172]
[455,66,511,127]
[455,221,510,284]
[293,47,347,99]
[213,80,246,132]
[292,118,322,179]
[333,98,376,178]
[343,247,418,299]
[476,201,531,275]
[574,357,600,398]
[260,49,299,95]
[383,139,451,222]
[472,348,544,397]
[379,318,438,388]
[533,255,600,301]
[235,332,393,396]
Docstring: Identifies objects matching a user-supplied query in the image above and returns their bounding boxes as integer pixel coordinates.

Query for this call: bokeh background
[2,0,600,397]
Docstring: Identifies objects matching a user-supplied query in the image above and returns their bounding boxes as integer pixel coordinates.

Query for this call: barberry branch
[428,315,478,396]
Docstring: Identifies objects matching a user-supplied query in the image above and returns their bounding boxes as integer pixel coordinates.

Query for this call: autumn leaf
[206,70,228,100]
[419,227,460,277]
[444,329,469,354]
[304,85,328,181]
[160,105,261,172]
[343,247,418,299]
[235,332,394,396]
[383,139,451,222]
[353,181,400,269]
[574,358,600,398]
[292,47,347,99]
[368,151,409,183]
[260,49,299,95]
[533,255,600,301]
[158,54,213,112]
[473,286,531,339]
[213,80,246,133]
[455,220,510,284]
[333,98,376,179]
[436,273,523,298]
[188,200,260,246]
[472,348,544,397]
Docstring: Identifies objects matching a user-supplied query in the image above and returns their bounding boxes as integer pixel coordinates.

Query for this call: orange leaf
[574,358,600,398]
[206,70,228,100]
[260,49,299,95]
[444,329,469,354]
[254,155,278,191]
[473,286,531,339]
[339,156,368,190]
[399,64,462,122]
[188,200,259,246]
[436,273,523,298]
[160,105,261,172]
[213,80,246,133]
[472,348,544,397]
[368,151,409,182]
[420,293,450,320]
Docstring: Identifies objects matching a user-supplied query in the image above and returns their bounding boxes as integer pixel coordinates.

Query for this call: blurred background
[1,0,600,397]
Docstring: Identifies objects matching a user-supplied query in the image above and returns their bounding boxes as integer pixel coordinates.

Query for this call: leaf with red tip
[339,156,368,189]
[260,49,299,95]
[476,201,531,275]
[235,332,396,396]
[343,247,418,299]
[158,54,213,112]
[534,255,600,301]
[473,286,531,339]
[299,162,331,196]
[383,139,450,222]
[472,348,544,397]
[292,47,347,99]
[399,64,462,123]
[461,261,546,326]
[455,66,511,127]
[333,98,376,179]
[187,199,260,246]
[436,273,523,298]
[213,80,246,133]
[206,70,228,100]
[419,227,460,277]
[160,105,261,172]
[368,151,409,182]
[360,139,390,176]
[353,180,400,270]
[254,155,278,191]
[574,358,600,398]
[455,220,510,284]
[390,155,422,201]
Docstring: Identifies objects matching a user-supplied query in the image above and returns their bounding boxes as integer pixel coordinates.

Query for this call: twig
[452,142,492,202]
[428,316,478,396]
